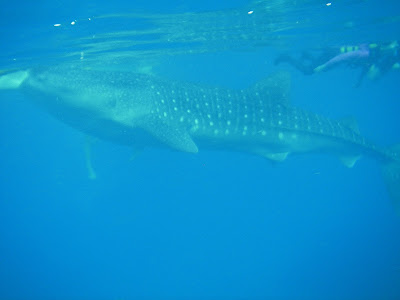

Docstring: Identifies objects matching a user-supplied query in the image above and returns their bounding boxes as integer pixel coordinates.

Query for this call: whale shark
[1,64,399,212]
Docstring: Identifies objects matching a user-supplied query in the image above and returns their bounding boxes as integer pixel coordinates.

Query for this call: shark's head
[20,66,124,118]
[1,66,152,144]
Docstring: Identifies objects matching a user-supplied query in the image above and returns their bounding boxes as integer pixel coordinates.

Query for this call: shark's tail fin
[381,144,400,215]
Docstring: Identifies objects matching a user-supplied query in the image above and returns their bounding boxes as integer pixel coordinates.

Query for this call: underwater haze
[1,0,400,299]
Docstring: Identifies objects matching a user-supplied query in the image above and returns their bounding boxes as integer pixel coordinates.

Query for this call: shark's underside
[1,65,399,212]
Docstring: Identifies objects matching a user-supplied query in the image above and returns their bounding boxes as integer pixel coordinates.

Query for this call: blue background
[0,0,400,299]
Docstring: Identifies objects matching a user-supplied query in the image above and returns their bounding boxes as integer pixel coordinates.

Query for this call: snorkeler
[275,41,400,86]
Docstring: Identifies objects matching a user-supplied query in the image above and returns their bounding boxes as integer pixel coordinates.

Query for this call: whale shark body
[1,64,400,211]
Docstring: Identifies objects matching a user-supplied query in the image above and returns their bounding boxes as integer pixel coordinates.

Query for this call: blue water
[1,0,400,299]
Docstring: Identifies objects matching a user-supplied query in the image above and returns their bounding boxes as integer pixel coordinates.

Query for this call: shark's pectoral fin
[152,126,198,153]
[337,118,361,168]
[339,154,361,168]
[141,117,198,153]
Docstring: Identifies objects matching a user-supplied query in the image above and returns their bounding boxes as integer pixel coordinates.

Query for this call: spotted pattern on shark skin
[142,74,370,156]
[12,66,374,159]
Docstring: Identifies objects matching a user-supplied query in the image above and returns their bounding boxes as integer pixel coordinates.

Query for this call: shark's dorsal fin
[340,117,360,134]
[141,117,198,153]
[249,71,291,106]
